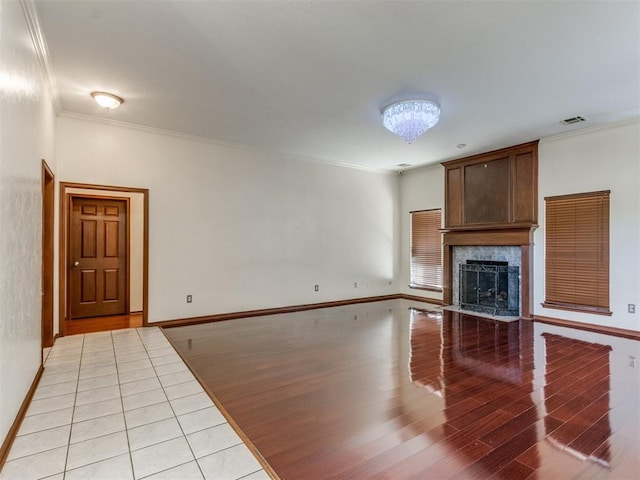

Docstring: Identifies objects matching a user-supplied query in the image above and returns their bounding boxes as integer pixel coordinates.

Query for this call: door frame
[59,182,149,336]
[41,160,55,350]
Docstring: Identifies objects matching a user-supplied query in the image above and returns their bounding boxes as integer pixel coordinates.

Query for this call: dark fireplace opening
[460,260,519,316]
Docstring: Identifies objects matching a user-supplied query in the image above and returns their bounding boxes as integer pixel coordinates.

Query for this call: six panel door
[69,197,127,319]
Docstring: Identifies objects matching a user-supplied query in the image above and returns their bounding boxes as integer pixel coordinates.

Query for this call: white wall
[398,164,444,302]
[56,116,399,323]
[398,121,640,332]
[534,121,640,331]
[0,0,57,444]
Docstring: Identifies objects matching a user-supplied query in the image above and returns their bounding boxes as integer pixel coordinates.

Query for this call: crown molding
[20,0,61,115]
[60,112,396,175]
[540,116,640,145]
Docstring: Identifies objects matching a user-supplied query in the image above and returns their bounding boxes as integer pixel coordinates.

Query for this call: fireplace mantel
[441,225,536,246]
[442,226,537,319]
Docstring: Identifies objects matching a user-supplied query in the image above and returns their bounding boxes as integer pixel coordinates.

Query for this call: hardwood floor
[164,300,640,479]
[64,312,143,335]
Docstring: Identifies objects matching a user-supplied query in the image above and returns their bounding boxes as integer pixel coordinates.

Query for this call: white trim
[60,112,396,175]
[20,0,61,115]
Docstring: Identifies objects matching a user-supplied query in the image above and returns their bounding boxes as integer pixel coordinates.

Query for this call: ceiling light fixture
[382,100,440,144]
[91,91,124,109]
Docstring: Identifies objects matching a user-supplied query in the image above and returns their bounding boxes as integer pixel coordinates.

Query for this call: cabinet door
[512,151,537,223]
[464,156,510,225]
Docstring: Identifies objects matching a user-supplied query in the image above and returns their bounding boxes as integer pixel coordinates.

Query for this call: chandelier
[382,100,440,144]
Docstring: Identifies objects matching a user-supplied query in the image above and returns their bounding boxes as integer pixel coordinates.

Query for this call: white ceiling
[35,0,640,171]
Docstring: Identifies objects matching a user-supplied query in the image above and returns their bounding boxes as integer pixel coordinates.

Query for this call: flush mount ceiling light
[91,91,124,109]
[382,100,440,144]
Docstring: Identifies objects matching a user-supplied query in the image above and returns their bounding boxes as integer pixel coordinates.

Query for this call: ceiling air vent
[561,116,586,125]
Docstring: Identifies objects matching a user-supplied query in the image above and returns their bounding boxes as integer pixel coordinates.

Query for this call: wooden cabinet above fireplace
[442,141,539,229]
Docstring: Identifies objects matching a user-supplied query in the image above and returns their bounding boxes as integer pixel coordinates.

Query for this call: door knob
[74,261,80,267]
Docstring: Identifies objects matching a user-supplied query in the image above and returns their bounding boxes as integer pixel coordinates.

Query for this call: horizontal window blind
[410,209,442,290]
[544,191,609,313]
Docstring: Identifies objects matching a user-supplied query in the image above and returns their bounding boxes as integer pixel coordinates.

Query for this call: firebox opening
[460,260,519,317]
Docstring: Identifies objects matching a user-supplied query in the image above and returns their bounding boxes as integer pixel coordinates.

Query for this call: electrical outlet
[314,285,319,292]
[186,294,192,303]
[629,304,636,314]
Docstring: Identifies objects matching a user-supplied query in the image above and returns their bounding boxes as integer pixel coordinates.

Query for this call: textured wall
[0,1,57,443]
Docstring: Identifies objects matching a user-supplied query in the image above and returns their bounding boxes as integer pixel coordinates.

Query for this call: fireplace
[451,245,522,317]
[443,234,532,319]
[440,142,538,319]
[459,260,519,316]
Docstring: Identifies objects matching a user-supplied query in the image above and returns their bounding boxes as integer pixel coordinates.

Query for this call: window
[410,209,442,291]
[543,190,610,315]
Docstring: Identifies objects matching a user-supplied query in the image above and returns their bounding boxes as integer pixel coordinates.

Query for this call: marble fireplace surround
[442,226,536,320]
[453,246,521,315]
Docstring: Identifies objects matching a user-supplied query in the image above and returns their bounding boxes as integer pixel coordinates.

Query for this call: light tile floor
[1,328,271,480]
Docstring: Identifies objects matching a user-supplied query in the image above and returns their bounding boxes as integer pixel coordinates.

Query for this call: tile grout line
[136,460,195,480]
[4,338,142,478]
[236,467,265,480]
[62,332,86,479]
[3,328,267,480]
[152,326,252,480]
[13,329,262,480]
[64,332,126,478]
[4,340,81,465]
[111,329,137,480]
[136,327,208,480]
[62,331,149,478]
[154,327,268,480]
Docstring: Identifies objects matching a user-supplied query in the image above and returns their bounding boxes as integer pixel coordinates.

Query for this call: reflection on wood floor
[164,300,640,479]
[64,312,143,335]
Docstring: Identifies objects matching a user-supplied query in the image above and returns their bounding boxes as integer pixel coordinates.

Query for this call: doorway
[41,161,55,350]
[59,183,149,336]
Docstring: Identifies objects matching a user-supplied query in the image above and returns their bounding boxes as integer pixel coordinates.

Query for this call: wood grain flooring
[64,312,143,335]
[164,300,640,479]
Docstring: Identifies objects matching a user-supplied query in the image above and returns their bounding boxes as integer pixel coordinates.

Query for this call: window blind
[410,209,442,291]
[544,190,610,314]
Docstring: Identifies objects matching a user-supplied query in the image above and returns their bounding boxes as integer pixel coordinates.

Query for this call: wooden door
[69,196,127,319]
